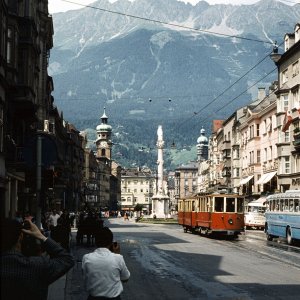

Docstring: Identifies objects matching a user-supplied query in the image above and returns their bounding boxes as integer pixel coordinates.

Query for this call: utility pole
[36,134,42,228]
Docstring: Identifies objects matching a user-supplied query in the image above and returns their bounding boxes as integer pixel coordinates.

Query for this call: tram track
[223,232,300,269]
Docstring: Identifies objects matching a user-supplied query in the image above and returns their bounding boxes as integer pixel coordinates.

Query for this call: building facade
[121,167,155,213]
[192,24,300,200]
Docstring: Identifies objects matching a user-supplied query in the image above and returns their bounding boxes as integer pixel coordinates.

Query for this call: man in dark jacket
[0,218,75,300]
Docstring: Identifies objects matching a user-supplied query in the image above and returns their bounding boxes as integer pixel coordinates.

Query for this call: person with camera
[82,227,130,300]
[0,218,74,300]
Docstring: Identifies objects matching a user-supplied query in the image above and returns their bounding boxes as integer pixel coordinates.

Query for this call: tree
[134,203,144,212]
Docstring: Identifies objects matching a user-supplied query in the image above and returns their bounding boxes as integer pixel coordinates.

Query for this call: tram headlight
[228,218,233,225]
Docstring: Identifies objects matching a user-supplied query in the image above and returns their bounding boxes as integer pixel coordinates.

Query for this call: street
[66,218,300,300]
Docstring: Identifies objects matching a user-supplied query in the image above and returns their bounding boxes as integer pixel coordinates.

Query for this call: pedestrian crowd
[0,209,130,300]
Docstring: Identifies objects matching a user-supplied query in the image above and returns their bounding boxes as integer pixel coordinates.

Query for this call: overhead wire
[172,41,283,131]
[56,0,290,148]
[61,0,273,44]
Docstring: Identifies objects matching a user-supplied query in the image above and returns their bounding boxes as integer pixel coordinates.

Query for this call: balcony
[262,160,278,172]
[222,168,231,177]
[293,128,300,152]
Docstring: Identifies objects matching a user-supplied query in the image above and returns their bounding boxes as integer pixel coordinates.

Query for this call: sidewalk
[48,229,92,300]
[48,218,130,300]
[48,273,67,300]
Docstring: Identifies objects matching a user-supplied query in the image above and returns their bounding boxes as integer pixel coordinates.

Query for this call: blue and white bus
[265,190,300,245]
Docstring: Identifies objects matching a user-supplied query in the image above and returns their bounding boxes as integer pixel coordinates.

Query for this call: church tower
[197,128,208,162]
[95,108,112,160]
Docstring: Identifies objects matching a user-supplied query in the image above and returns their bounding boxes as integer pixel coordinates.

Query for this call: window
[292,61,299,77]
[264,120,267,134]
[284,157,290,173]
[282,69,288,84]
[250,151,254,164]
[268,117,272,132]
[284,131,290,143]
[214,197,224,212]
[257,150,261,163]
[101,149,106,156]
[0,105,3,152]
[264,148,267,162]
[269,146,272,160]
[292,89,299,108]
[226,198,235,212]
[234,148,240,159]
[7,27,13,64]
[256,124,260,136]
[282,94,289,111]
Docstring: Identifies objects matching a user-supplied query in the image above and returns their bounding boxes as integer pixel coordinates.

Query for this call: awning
[256,171,277,185]
[247,197,267,207]
[240,175,254,186]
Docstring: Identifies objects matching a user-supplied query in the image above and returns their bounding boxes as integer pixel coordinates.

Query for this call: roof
[176,161,198,171]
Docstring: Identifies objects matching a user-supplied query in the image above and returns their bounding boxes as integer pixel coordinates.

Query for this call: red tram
[178,192,245,237]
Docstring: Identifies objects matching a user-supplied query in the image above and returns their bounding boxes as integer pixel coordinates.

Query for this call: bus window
[295,199,299,212]
[226,198,235,212]
[275,200,279,211]
[280,200,284,211]
[284,199,289,212]
[237,198,243,213]
[289,199,294,212]
[215,197,224,212]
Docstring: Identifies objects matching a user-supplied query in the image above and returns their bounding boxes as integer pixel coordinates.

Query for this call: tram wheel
[287,227,293,245]
[267,233,273,241]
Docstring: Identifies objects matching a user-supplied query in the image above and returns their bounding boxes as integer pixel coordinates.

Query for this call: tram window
[200,198,204,212]
[197,200,200,212]
[237,198,243,213]
[215,197,224,212]
[226,198,235,212]
[192,201,195,211]
[207,198,210,212]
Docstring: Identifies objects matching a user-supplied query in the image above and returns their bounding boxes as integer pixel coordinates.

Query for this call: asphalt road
[65,218,300,300]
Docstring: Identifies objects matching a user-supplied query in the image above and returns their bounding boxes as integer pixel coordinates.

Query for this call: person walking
[82,227,130,300]
[48,209,60,228]
[0,218,74,300]
[50,217,71,251]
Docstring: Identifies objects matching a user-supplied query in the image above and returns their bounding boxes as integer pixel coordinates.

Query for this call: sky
[48,0,270,14]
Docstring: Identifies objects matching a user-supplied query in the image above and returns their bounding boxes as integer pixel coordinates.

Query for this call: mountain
[49,0,300,170]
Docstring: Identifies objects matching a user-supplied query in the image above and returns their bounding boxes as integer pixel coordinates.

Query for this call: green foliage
[134,203,144,211]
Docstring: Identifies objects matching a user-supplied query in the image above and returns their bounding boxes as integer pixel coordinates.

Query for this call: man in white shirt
[48,209,60,228]
[82,227,130,300]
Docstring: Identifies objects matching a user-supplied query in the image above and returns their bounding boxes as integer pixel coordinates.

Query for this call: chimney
[258,87,266,101]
